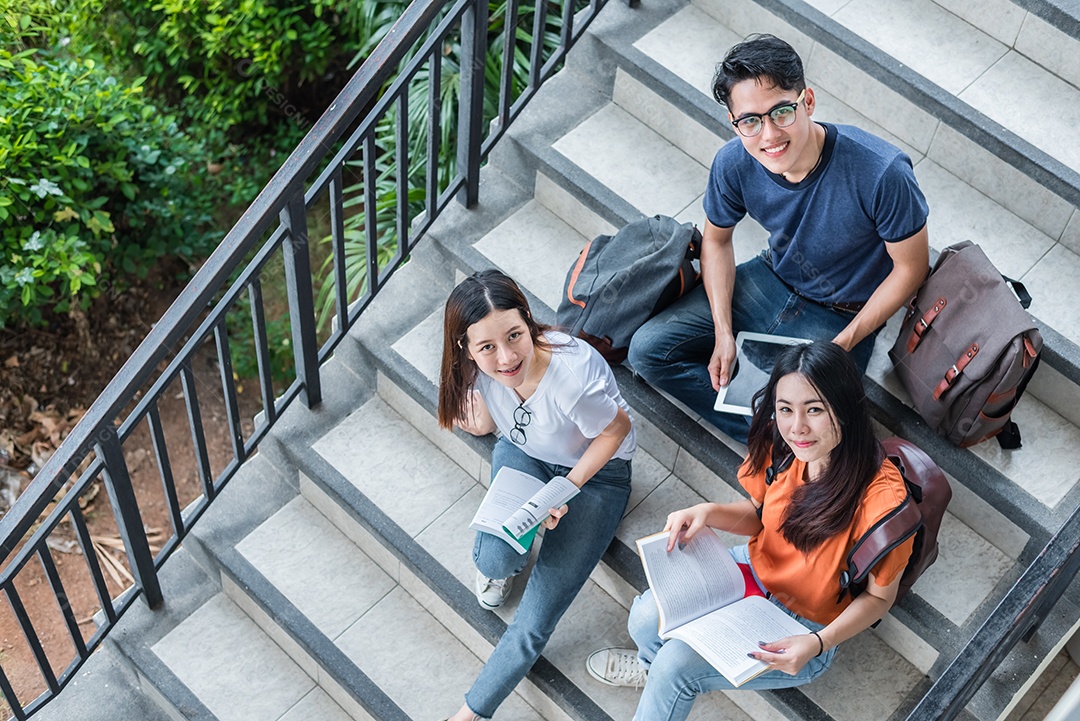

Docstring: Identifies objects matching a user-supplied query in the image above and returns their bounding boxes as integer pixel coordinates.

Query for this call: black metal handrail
[905,510,1080,720]
[0,0,615,717]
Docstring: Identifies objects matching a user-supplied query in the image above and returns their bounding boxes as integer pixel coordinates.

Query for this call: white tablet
[713,332,811,416]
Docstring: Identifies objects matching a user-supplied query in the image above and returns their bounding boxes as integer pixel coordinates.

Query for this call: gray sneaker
[586,647,648,687]
[475,571,513,609]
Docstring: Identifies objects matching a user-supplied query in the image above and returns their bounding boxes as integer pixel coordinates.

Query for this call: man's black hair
[712,34,805,109]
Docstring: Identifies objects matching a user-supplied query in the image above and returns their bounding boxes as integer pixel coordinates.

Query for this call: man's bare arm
[833,226,930,352]
[700,220,738,389]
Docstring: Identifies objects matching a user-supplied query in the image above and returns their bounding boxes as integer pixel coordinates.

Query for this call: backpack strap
[837,489,923,604]
[758,448,795,519]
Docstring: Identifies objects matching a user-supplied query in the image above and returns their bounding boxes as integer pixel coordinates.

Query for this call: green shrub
[0,45,222,326]
[77,0,407,136]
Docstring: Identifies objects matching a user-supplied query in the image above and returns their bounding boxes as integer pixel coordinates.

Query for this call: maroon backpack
[767,437,951,608]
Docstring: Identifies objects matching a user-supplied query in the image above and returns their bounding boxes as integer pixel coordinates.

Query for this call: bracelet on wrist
[810,630,824,657]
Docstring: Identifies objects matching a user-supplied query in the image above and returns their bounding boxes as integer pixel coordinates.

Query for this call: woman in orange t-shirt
[586,341,914,721]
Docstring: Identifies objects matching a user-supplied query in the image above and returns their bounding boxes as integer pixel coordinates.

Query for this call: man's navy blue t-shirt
[703,122,929,305]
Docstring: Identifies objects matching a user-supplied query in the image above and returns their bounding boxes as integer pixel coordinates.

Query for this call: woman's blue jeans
[627,545,837,721]
[464,438,632,718]
[627,254,879,443]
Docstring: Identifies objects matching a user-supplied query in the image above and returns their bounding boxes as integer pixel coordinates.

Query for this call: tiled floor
[151,595,327,721]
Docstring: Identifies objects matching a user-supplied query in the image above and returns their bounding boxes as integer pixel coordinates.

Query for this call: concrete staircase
[32,0,1080,719]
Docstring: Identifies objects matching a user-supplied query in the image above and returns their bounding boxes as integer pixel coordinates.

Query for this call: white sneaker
[586,647,648,687]
[475,571,513,609]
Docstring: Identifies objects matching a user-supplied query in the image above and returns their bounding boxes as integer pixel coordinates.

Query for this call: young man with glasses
[628,34,929,444]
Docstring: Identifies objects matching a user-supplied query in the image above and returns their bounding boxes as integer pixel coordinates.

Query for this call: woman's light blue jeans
[627,544,837,721]
[627,254,879,443]
[464,437,632,718]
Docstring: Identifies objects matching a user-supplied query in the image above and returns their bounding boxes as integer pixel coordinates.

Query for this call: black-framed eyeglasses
[730,89,806,138]
[509,404,531,445]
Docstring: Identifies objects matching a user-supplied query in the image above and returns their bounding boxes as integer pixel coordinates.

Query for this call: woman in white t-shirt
[437,269,636,721]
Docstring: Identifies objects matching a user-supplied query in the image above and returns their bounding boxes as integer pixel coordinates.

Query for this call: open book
[637,530,810,687]
[469,467,579,554]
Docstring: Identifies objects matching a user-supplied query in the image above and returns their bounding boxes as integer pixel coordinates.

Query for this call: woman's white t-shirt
[474,332,637,468]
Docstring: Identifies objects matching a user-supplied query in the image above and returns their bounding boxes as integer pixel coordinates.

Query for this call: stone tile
[927,124,1073,242]
[1015,12,1080,91]
[589,561,640,610]
[472,200,588,311]
[545,582,754,720]
[619,475,748,551]
[534,172,617,242]
[631,410,680,470]
[835,0,1007,95]
[1061,211,1080,258]
[720,689,791,721]
[416,485,486,589]
[802,630,924,721]
[222,574,319,680]
[336,586,544,720]
[673,446,744,506]
[916,513,1014,625]
[632,5,741,99]
[810,85,923,163]
[626,448,671,518]
[237,498,396,639]
[966,393,1080,510]
[1005,649,1069,721]
[390,309,443,386]
[1028,361,1080,430]
[1017,655,1080,721]
[932,0,1026,46]
[553,104,710,217]
[697,416,749,459]
[1025,244,1080,347]
[313,397,475,536]
[872,613,939,675]
[376,371,483,483]
[962,52,1080,175]
[279,688,353,721]
[396,566,498,668]
[865,308,925,403]
[694,0,815,62]
[914,159,1056,279]
[806,43,940,154]
[152,595,314,721]
[614,67,725,168]
[944,471,1029,561]
[308,680,377,721]
[800,0,854,15]
[299,473,400,583]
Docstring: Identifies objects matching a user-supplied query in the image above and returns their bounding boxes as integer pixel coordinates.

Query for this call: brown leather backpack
[888,241,1042,448]
[838,438,952,608]
[766,437,951,609]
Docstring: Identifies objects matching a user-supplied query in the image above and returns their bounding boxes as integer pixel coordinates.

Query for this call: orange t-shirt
[739,453,914,625]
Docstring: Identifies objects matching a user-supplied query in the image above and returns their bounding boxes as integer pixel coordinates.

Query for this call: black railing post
[457,0,489,207]
[95,425,163,609]
[281,194,323,408]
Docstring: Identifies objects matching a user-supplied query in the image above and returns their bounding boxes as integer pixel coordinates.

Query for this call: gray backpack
[888,241,1042,448]
[557,215,701,364]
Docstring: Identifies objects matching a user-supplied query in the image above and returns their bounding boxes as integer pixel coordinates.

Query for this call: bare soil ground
[0,268,265,716]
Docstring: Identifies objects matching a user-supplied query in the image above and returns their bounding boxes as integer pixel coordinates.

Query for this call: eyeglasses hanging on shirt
[509,404,531,445]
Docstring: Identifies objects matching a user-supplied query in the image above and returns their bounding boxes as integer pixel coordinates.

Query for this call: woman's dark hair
[437,269,553,429]
[712,34,806,109]
[745,341,883,553]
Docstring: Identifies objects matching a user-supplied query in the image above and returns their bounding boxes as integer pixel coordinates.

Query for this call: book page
[665,596,811,687]
[469,467,546,554]
[503,475,580,540]
[637,531,745,634]
[471,467,545,531]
